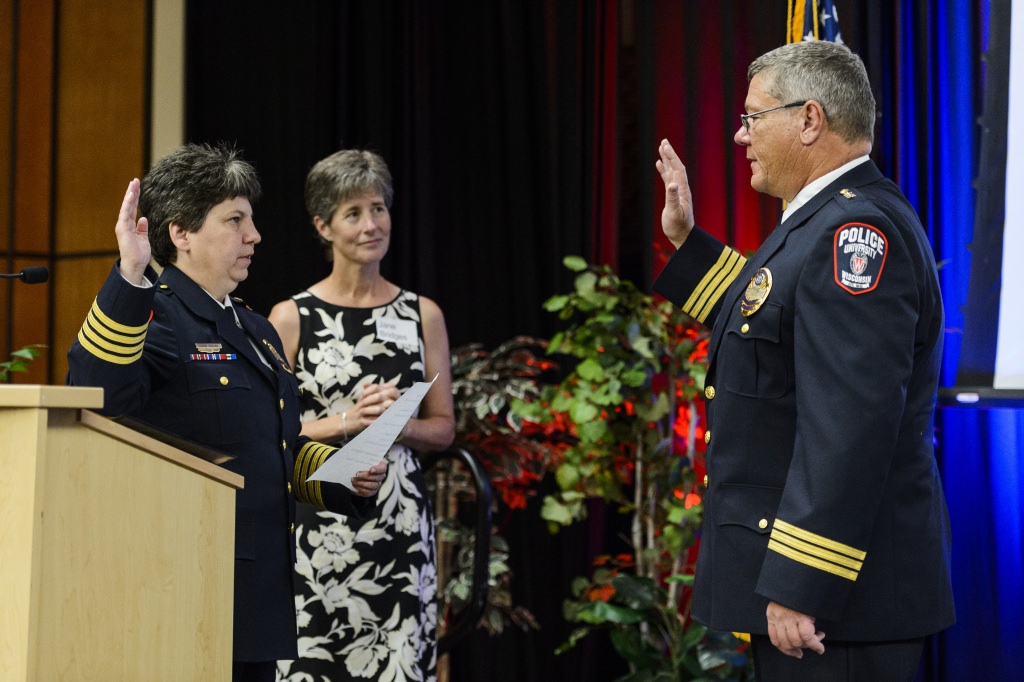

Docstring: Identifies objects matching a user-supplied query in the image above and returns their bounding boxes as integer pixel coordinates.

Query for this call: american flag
[788,0,843,44]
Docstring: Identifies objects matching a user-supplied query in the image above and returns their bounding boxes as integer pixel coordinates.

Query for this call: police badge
[740,267,772,316]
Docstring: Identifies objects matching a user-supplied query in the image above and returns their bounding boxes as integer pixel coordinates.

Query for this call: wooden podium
[0,385,243,680]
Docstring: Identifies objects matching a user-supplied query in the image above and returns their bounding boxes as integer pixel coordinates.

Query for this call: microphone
[0,265,49,283]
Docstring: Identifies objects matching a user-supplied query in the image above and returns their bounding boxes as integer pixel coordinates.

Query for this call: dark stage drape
[184,1,1022,680]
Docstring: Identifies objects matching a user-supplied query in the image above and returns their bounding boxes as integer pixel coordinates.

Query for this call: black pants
[232,660,276,682]
[751,635,924,682]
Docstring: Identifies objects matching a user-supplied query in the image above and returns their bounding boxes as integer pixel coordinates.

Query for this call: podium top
[0,385,104,409]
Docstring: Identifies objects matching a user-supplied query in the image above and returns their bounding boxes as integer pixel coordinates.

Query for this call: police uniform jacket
[653,160,955,640]
[67,263,369,662]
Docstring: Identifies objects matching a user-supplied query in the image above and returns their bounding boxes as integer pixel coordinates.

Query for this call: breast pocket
[719,302,788,399]
[184,360,253,446]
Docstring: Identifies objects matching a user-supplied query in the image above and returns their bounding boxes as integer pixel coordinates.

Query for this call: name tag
[375,317,418,349]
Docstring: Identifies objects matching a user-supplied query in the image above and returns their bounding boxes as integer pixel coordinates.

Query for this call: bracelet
[342,410,348,439]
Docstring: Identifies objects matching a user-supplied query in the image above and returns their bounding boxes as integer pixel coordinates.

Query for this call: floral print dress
[276,290,438,682]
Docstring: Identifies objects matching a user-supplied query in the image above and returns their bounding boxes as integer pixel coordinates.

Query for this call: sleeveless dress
[276,289,438,682]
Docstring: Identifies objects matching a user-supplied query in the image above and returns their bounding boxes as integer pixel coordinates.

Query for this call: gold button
[704,385,716,399]
[741,323,750,334]
[219,376,229,385]
[703,474,709,487]
[279,398,285,409]
[704,430,711,444]
[289,522,295,533]
[281,440,287,450]
[287,482,292,494]
[758,518,768,529]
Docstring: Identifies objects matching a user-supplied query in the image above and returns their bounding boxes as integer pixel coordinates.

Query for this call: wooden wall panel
[1,0,12,254]
[12,0,54,254]
[2,0,150,383]
[47,256,116,380]
[54,0,147,254]
[10,257,49,384]
[50,0,148,380]
[3,0,55,387]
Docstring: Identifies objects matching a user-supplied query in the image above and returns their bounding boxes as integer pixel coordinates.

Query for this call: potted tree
[512,256,752,681]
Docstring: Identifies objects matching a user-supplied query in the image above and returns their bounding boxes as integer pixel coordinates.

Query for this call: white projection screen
[994,0,1024,389]
[947,0,1024,405]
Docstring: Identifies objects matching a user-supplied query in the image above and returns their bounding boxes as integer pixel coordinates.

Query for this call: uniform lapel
[706,220,789,366]
[234,305,286,381]
[160,266,275,382]
[705,160,885,367]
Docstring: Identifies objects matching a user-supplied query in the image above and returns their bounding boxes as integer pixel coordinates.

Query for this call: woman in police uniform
[67,143,387,682]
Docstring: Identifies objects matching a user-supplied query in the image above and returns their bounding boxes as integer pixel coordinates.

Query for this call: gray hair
[749,41,876,144]
[305,149,394,222]
[304,150,394,259]
[141,142,262,266]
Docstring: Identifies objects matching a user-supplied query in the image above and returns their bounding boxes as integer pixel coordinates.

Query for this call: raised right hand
[656,139,695,249]
[115,178,151,284]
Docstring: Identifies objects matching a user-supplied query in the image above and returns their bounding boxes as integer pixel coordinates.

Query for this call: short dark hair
[141,142,262,266]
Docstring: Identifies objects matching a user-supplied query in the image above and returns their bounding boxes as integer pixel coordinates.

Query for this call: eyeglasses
[739,101,807,132]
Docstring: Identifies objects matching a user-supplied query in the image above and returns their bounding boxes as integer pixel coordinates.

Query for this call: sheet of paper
[307,375,437,491]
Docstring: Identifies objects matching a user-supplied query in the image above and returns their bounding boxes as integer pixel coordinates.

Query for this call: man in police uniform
[67,144,388,682]
[653,41,954,680]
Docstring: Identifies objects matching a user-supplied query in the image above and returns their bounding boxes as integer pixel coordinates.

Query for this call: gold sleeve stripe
[294,442,334,509]
[79,316,146,354]
[683,247,746,323]
[770,526,864,571]
[76,299,148,364]
[773,519,867,560]
[767,539,860,581]
[77,329,145,365]
[88,298,149,335]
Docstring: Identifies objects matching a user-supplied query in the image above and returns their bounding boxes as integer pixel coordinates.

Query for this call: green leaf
[620,367,648,387]
[555,626,592,655]
[563,254,588,272]
[575,271,598,296]
[576,357,605,381]
[571,600,645,625]
[11,346,44,360]
[576,418,611,444]
[664,574,695,586]
[607,627,650,670]
[610,574,661,610]
[554,462,581,490]
[541,493,586,527]
[544,294,570,312]
[540,496,574,525]
[568,400,599,423]
[630,335,656,361]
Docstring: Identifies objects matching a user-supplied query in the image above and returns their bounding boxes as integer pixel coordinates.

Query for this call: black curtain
[185,1,597,351]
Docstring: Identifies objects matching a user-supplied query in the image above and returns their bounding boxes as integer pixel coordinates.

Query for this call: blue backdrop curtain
[183,1,1023,679]
[883,1,1023,678]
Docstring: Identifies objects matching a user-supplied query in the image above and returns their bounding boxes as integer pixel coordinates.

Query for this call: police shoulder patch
[833,222,887,295]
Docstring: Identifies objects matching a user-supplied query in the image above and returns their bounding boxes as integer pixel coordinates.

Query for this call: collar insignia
[261,339,293,374]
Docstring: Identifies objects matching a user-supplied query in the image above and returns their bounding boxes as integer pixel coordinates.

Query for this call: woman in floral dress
[270,149,455,682]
